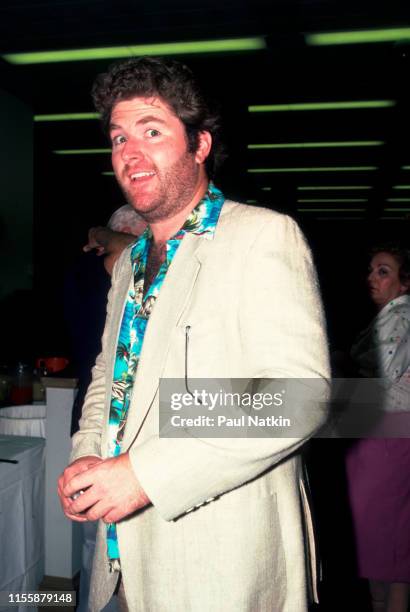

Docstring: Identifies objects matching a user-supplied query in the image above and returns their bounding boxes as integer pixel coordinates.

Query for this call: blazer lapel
[100,265,134,454]
[121,233,208,448]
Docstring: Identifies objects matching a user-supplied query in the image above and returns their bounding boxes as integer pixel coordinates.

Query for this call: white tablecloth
[0,435,45,612]
[0,405,46,438]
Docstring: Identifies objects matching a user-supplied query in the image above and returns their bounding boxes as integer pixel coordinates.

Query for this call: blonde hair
[107,205,146,234]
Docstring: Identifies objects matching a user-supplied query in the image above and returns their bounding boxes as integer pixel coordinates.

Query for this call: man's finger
[101,508,124,524]
[69,486,101,515]
[85,499,113,522]
[64,510,88,522]
[63,470,94,498]
[58,489,88,522]
[61,457,102,493]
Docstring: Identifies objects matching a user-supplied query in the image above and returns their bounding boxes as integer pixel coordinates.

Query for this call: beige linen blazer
[71,201,330,612]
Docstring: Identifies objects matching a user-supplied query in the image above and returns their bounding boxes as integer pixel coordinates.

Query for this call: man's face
[110,96,208,223]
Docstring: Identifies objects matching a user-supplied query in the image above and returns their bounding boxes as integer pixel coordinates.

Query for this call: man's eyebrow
[109,122,121,133]
[135,115,167,126]
[109,116,167,132]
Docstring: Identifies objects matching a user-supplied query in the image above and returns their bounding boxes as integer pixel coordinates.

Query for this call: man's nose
[121,137,143,162]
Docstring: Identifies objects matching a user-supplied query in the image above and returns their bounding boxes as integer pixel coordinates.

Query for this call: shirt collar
[130,182,224,264]
[173,181,224,241]
[377,293,410,316]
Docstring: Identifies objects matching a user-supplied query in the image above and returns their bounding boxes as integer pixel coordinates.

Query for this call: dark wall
[0,90,33,298]
[0,90,33,364]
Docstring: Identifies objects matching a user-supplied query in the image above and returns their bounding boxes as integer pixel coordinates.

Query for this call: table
[0,380,82,591]
[0,435,45,612]
[41,380,81,580]
[0,405,46,438]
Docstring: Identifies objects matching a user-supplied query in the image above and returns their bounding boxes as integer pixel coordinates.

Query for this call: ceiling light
[3,37,266,65]
[248,101,395,112]
[54,148,111,154]
[305,28,410,46]
[297,208,366,212]
[384,208,410,212]
[102,171,115,176]
[402,166,410,170]
[386,198,410,202]
[316,217,365,221]
[34,113,100,122]
[247,141,383,149]
[393,185,410,189]
[297,199,368,203]
[297,186,372,190]
[247,167,378,173]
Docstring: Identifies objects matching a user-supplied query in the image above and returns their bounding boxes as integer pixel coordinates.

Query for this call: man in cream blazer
[58,57,329,612]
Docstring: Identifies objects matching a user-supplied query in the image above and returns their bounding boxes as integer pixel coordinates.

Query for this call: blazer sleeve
[131,213,330,520]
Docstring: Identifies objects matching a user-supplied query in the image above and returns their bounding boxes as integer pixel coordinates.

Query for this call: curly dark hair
[371,243,410,291]
[92,57,225,178]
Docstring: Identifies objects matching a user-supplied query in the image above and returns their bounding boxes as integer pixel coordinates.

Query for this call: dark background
[0,4,409,609]
[0,0,409,360]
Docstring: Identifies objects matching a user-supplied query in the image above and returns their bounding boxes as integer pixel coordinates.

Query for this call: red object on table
[10,385,33,405]
[36,357,69,374]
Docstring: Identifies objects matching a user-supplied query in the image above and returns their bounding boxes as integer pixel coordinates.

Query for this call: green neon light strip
[393,185,410,189]
[402,166,410,170]
[102,171,115,176]
[316,217,365,221]
[248,101,395,112]
[54,148,111,154]
[248,141,383,149]
[386,198,410,202]
[297,185,372,190]
[298,198,368,203]
[247,167,378,173]
[298,208,366,212]
[384,208,410,212]
[3,38,266,65]
[261,187,272,191]
[34,113,100,122]
[306,28,410,46]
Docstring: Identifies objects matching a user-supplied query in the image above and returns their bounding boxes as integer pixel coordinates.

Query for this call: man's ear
[194,131,212,164]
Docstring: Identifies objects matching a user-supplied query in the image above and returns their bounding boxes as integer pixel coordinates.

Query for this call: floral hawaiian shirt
[106,182,225,564]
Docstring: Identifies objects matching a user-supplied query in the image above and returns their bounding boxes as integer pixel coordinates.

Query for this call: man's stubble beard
[121,150,201,224]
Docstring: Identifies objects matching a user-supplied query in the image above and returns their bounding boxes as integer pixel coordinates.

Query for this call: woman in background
[346,245,410,612]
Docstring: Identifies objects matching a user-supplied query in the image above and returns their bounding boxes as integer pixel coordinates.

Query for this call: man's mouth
[129,171,155,182]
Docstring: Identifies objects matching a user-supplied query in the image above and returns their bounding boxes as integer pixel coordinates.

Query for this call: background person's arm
[376,302,410,380]
[83,226,137,275]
